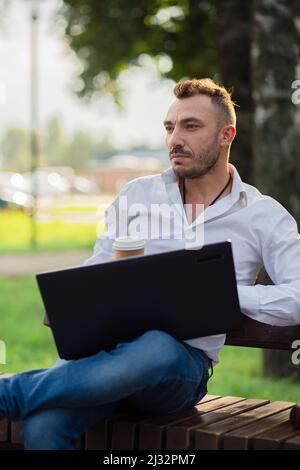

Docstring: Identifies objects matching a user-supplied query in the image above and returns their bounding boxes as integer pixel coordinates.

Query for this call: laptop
[36,241,242,360]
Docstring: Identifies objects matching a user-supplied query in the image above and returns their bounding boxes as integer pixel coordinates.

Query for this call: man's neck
[183,163,232,208]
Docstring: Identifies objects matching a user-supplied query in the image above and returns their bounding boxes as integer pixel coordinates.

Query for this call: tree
[43,117,66,167]
[252,0,300,378]
[214,0,254,183]
[0,127,30,172]
[59,0,255,182]
[59,0,218,103]
[62,130,96,168]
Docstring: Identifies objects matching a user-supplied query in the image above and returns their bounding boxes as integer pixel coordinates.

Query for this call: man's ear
[220,125,236,146]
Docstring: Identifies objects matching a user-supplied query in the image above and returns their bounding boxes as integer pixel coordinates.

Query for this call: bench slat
[166,398,267,450]
[194,394,221,404]
[11,422,23,445]
[225,315,300,350]
[85,408,141,450]
[284,433,300,450]
[110,395,219,450]
[253,420,300,450]
[0,420,9,443]
[138,396,239,450]
[111,411,162,450]
[194,401,293,450]
[223,408,294,450]
[85,420,108,450]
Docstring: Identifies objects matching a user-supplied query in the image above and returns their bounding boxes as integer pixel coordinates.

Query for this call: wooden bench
[1,315,300,451]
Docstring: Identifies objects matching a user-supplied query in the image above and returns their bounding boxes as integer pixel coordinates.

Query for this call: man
[1,78,300,450]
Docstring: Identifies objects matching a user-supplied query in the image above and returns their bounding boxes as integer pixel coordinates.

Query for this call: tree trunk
[252,0,300,378]
[214,0,254,183]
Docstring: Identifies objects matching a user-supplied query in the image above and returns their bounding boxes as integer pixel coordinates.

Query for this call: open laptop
[36,241,242,360]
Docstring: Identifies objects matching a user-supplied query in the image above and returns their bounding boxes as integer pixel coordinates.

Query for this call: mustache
[169,147,193,157]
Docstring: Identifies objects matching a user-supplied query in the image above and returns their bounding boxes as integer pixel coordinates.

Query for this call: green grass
[208,346,300,403]
[0,276,57,372]
[49,205,101,214]
[0,276,299,403]
[0,210,101,253]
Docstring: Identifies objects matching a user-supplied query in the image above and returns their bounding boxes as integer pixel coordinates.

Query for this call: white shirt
[84,163,300,364]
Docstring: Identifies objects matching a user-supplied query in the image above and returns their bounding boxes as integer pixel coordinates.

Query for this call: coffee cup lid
[112,236,145,251]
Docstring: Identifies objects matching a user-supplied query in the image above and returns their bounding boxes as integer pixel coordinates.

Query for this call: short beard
[173,141,220,179]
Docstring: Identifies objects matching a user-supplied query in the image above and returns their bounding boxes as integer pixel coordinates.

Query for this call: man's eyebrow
[163,117,204,126]
[181,117,204,125]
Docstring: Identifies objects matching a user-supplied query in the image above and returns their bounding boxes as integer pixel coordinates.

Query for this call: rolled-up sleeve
[237,205,300,326]
[83,183,131,266]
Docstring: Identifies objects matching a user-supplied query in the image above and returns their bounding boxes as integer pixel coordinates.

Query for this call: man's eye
[186,124,198,129]
[165,127,173,133]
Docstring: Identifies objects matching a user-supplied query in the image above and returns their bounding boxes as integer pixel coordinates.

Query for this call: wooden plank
[85,421,108,450]
[137,398,225,451]
[252,420,300,450]
[196,394,221,404]
[138,410,199,451]
[111,412,156,450]
[0,419,9,443]
[11,421,23,445]
[225,315,300,350]
[85,410,132,450]
[194,401,293,450]
[284,434,300,450]
[223,407,294,449]
[138,396,231,451]
[166,398,267,450]
[110,395,220,450]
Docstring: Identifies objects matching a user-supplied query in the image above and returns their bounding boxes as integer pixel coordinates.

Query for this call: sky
[0,0,175,149]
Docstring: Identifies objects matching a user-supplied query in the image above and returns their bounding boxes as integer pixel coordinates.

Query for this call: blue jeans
[0,330,211,450]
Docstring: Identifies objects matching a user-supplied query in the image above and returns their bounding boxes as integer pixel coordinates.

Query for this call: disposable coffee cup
[112,236,146,259]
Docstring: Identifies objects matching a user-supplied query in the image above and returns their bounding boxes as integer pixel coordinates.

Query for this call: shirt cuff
[237,284,261,322]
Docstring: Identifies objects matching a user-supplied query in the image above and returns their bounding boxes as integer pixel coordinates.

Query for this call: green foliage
[43,117,66,167]
[0,117,114,171]
[59,0,218,102]
[0,127,31,172]
[63,129,101,168]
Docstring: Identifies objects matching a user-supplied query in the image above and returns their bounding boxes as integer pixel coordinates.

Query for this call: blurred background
[0,0,300,402]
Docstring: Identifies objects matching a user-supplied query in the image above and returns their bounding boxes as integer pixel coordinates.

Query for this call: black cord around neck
[181,172,232,206]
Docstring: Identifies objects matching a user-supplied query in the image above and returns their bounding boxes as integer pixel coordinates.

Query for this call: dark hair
[174,78,236,126]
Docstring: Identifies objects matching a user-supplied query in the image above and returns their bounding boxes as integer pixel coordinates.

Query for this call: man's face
[164,95,224,179]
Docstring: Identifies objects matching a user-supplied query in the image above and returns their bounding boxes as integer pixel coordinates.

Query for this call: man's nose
[168,127,185,149]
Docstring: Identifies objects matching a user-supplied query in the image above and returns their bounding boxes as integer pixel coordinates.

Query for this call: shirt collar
[228,163,248,205]
[161,163,248,225]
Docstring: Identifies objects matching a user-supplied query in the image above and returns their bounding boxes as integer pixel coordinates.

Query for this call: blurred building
[80,154,167,193]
